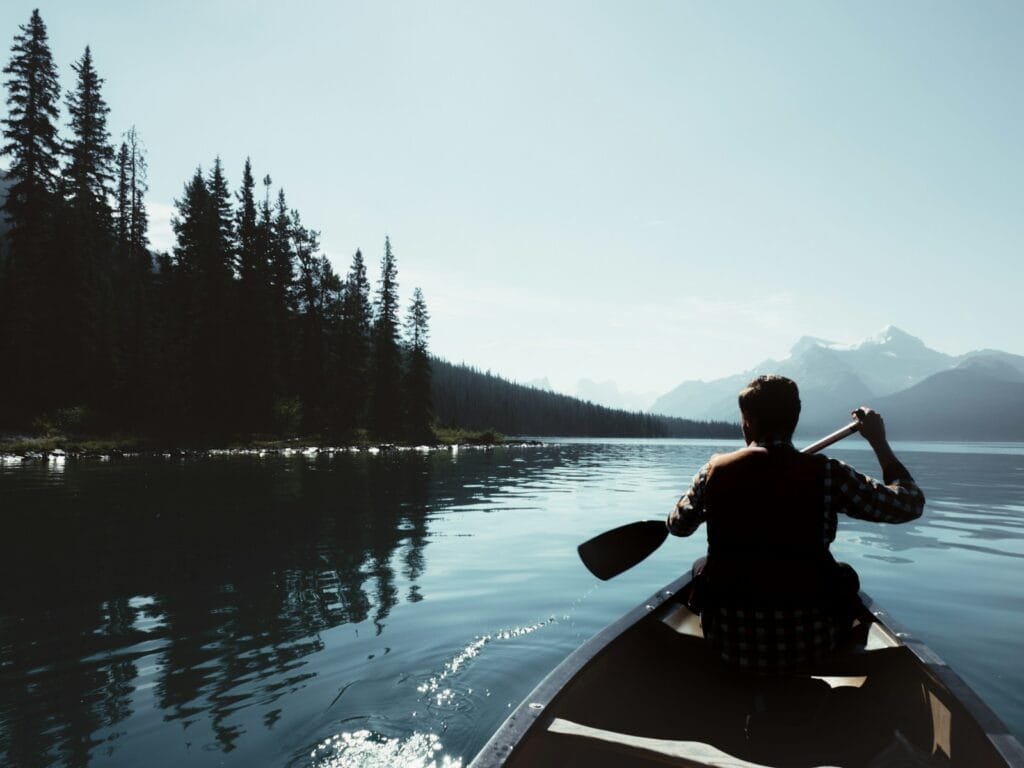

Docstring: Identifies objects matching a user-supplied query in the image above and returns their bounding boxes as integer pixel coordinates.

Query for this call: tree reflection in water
[0,447,499,767]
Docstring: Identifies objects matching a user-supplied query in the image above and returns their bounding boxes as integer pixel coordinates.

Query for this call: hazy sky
[2,2,1021,402]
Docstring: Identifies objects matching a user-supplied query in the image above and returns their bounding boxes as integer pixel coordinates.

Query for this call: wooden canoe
[469,575,1024,767]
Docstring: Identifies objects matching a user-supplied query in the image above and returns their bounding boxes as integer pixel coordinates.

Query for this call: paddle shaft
[577,420,862,579]
[801,421,860,455]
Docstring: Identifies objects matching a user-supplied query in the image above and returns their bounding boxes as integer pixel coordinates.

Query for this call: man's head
[738,375,801,443]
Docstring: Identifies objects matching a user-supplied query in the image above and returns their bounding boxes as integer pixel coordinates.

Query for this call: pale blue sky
[2,2,1021,403]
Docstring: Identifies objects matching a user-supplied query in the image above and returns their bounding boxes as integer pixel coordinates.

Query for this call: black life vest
[701,444,837,609]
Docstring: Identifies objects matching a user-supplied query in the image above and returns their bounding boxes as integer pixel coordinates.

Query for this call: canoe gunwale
[469,577,1024,767]
[467,574,692,767]
[858,591,1024,765]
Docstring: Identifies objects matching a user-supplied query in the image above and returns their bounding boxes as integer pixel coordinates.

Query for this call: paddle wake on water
[309,731,459,768]
[307,618,557,768]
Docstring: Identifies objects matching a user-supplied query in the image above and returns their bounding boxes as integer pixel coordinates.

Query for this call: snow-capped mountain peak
[652,327,1023,439]
[789,335,839,356]
[860,325,925,350]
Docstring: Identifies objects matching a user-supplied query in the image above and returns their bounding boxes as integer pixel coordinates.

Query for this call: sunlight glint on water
[310,730,461,768]
[311,618,556,768]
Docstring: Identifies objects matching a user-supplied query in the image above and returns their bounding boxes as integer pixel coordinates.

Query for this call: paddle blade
[577,520,669,580]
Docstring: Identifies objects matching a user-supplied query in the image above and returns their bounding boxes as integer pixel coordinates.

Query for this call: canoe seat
[547,717,775,767]
[659,600,705,638]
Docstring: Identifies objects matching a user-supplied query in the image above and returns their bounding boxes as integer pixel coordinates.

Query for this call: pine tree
[62,45,116,413]
[370,236,403,439]
[0,9,63,422]
[171,167,209,424]
[115,142,130,251]
[235,158,273,431]
[291,211,342,429]
[403,287,434,441]
[333,249,372,436]
[236,158,258,285]
[204,157,238,433]
[114,128,150,262]
[172,168,210,278]
[112,127,151,422]
[64,46,114,215]
[171,163,236,434]
[1,10,61,246]
[268,186,295,402]
[124,127,148,260]
[206,157,235,273]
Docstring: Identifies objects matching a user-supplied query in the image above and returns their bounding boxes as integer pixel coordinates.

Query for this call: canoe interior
[472,576,1024,767]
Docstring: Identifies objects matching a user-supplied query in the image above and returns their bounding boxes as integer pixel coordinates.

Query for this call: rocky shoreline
[0,437,545,465]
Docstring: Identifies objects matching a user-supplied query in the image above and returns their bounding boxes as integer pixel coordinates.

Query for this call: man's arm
[668,462,711,536]
[855,407,912,481]
[830,407,925,523]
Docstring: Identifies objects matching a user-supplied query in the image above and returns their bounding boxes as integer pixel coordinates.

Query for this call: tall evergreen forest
[0,11,734,444]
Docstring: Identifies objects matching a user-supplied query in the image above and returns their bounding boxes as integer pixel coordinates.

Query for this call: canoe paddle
[577,420,861,580]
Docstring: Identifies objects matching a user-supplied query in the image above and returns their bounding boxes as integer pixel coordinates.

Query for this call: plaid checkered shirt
[668,440,925,671]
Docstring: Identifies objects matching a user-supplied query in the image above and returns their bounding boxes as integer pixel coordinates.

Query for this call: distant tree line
[0,10,432,442]
[432,359,737,438]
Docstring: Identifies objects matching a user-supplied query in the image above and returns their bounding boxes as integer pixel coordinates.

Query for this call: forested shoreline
[432,359,736,438]
[0,10,733,447]
[0,10,434,444]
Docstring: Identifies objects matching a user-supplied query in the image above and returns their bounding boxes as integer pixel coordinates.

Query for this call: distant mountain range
[525,376,659,412]
[575,378,660,413]
[651,327,1024,440]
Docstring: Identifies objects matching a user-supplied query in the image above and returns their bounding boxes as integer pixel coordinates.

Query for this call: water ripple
[310,730,462,768]
[416,618,555,707]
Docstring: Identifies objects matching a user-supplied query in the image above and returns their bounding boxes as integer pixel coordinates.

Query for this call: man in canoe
[667,374,925,671]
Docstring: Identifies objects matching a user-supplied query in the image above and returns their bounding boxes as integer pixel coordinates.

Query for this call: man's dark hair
[738,375,801,437]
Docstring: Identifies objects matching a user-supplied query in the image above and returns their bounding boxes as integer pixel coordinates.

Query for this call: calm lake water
[1,438,1022,767]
